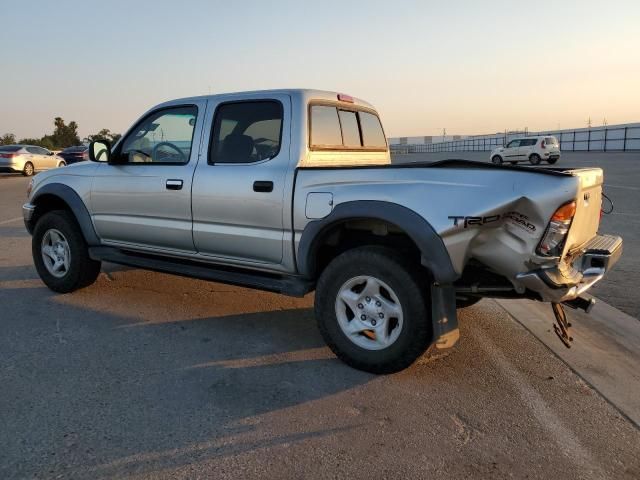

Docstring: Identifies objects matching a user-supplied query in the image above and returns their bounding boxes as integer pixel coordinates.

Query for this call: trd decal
[448,211,536,232]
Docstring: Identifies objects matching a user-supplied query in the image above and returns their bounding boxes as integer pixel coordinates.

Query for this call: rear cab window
[309,104,387,150]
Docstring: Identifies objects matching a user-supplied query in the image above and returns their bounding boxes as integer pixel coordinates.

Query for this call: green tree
[0,133,16,145]
[50,117,80,148]
[17,137,56,149]
[84,128,121,144]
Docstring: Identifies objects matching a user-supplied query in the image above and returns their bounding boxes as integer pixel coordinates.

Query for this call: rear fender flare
[297,200,457,284]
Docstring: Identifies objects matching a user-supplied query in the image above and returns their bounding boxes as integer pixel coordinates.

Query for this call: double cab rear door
[89,93,293,268]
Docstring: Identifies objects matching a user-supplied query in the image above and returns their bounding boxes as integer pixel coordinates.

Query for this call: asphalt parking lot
[1,159,639,479]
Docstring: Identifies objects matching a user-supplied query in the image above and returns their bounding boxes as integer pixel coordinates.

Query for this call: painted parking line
[0,216,22,226]
[605,184,640,191]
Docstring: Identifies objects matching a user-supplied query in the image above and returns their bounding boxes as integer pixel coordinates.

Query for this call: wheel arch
[297,200,458,284]
[28,183,100,245]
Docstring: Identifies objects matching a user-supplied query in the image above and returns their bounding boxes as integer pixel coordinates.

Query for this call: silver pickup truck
[23,89,622,373]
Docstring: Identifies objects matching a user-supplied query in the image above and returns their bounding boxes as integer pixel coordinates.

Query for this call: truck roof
[156,89,377,111]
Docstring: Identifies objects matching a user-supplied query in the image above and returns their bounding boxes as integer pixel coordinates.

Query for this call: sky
[1,0,639,139]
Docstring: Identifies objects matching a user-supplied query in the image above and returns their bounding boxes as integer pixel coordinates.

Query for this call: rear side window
[210,101,283,164]
[310,106,343,147]
[26,147,41,154]
[310,105,386,149]
[359,112,387,148]
[524,139,537,146]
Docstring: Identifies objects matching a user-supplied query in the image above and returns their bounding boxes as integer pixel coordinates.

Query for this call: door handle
[166,179,183,190]
[253,180,273,193]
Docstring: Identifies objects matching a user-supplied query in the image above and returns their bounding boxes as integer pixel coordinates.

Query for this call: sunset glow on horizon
[1,0,638,139]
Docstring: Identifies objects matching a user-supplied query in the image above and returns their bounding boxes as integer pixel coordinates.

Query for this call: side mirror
[48,151,54,156]
[89,141,111,162]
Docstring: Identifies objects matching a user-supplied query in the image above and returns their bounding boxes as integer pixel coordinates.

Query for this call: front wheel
[32,210,102,293]
[529,154,541,165]
[315,246,432,374]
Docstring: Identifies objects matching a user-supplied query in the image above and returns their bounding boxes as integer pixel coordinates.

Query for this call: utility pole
[442,128,446,142]
[602,118,608,127]
[587,117,592,128]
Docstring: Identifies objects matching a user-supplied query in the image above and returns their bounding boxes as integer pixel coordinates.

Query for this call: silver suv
[23,90,621,373]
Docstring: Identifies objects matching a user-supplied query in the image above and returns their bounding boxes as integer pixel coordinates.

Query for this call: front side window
[506,140,521,148]
[119,106,197,164]
[209,101,283,164]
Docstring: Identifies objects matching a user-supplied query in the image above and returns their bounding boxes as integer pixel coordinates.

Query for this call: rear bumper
[516,234,622,302]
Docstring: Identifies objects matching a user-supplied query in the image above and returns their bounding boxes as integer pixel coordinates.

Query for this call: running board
[88,247,313,297]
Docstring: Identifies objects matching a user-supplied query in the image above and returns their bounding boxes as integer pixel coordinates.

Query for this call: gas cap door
[305,192,334,219]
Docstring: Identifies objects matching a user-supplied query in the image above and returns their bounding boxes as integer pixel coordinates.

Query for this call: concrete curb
[494,297,640,429]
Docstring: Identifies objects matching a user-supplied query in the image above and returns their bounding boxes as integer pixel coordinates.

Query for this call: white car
[0,145,66,176]
[490,136,560,165]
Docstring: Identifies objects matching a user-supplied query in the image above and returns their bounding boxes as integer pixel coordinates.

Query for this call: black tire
[491,155,503,165]
[315,246,432,374]
[529,154,541,165]
[547,157,558,164]
[32,210,101,293]
[23,162,34,176]
[57,161,66,168]
[456,296,482,309]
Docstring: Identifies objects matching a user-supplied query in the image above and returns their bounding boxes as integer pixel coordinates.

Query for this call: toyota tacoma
[23,89,622,373]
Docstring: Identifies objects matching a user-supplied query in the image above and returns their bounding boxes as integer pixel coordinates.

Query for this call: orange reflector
[337,93,354,103]
[551,201,576,222]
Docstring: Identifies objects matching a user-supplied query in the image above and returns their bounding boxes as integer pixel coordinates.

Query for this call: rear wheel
[315,246,432,374]
[529,154,541,165]
[491,155,503,165]
[23,162,34,176]
[32,210,101,293]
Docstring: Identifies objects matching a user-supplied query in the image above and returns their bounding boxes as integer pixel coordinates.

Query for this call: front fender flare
[297,200,458,284]
[29,183,100,245]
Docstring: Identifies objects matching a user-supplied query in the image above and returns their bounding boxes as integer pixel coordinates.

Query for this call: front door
[503,139,522,161]
[90,101,207,253]
[191,95,291,265]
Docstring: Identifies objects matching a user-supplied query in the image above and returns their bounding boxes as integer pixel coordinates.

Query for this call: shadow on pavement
[0,283,372,478]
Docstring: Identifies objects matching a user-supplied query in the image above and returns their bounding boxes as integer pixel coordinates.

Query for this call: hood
[31,161,98,189]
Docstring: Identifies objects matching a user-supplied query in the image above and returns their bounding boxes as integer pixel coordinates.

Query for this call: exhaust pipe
[563,295,596,313]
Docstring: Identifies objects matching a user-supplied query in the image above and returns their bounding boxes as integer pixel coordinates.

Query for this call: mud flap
[431,284,460,349]
[551,302,573,348]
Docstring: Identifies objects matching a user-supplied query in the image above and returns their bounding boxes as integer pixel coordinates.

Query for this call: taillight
[0,152,18,158]
[82,151,89,160]
[537,201,576,257]
[540,140,546,149]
